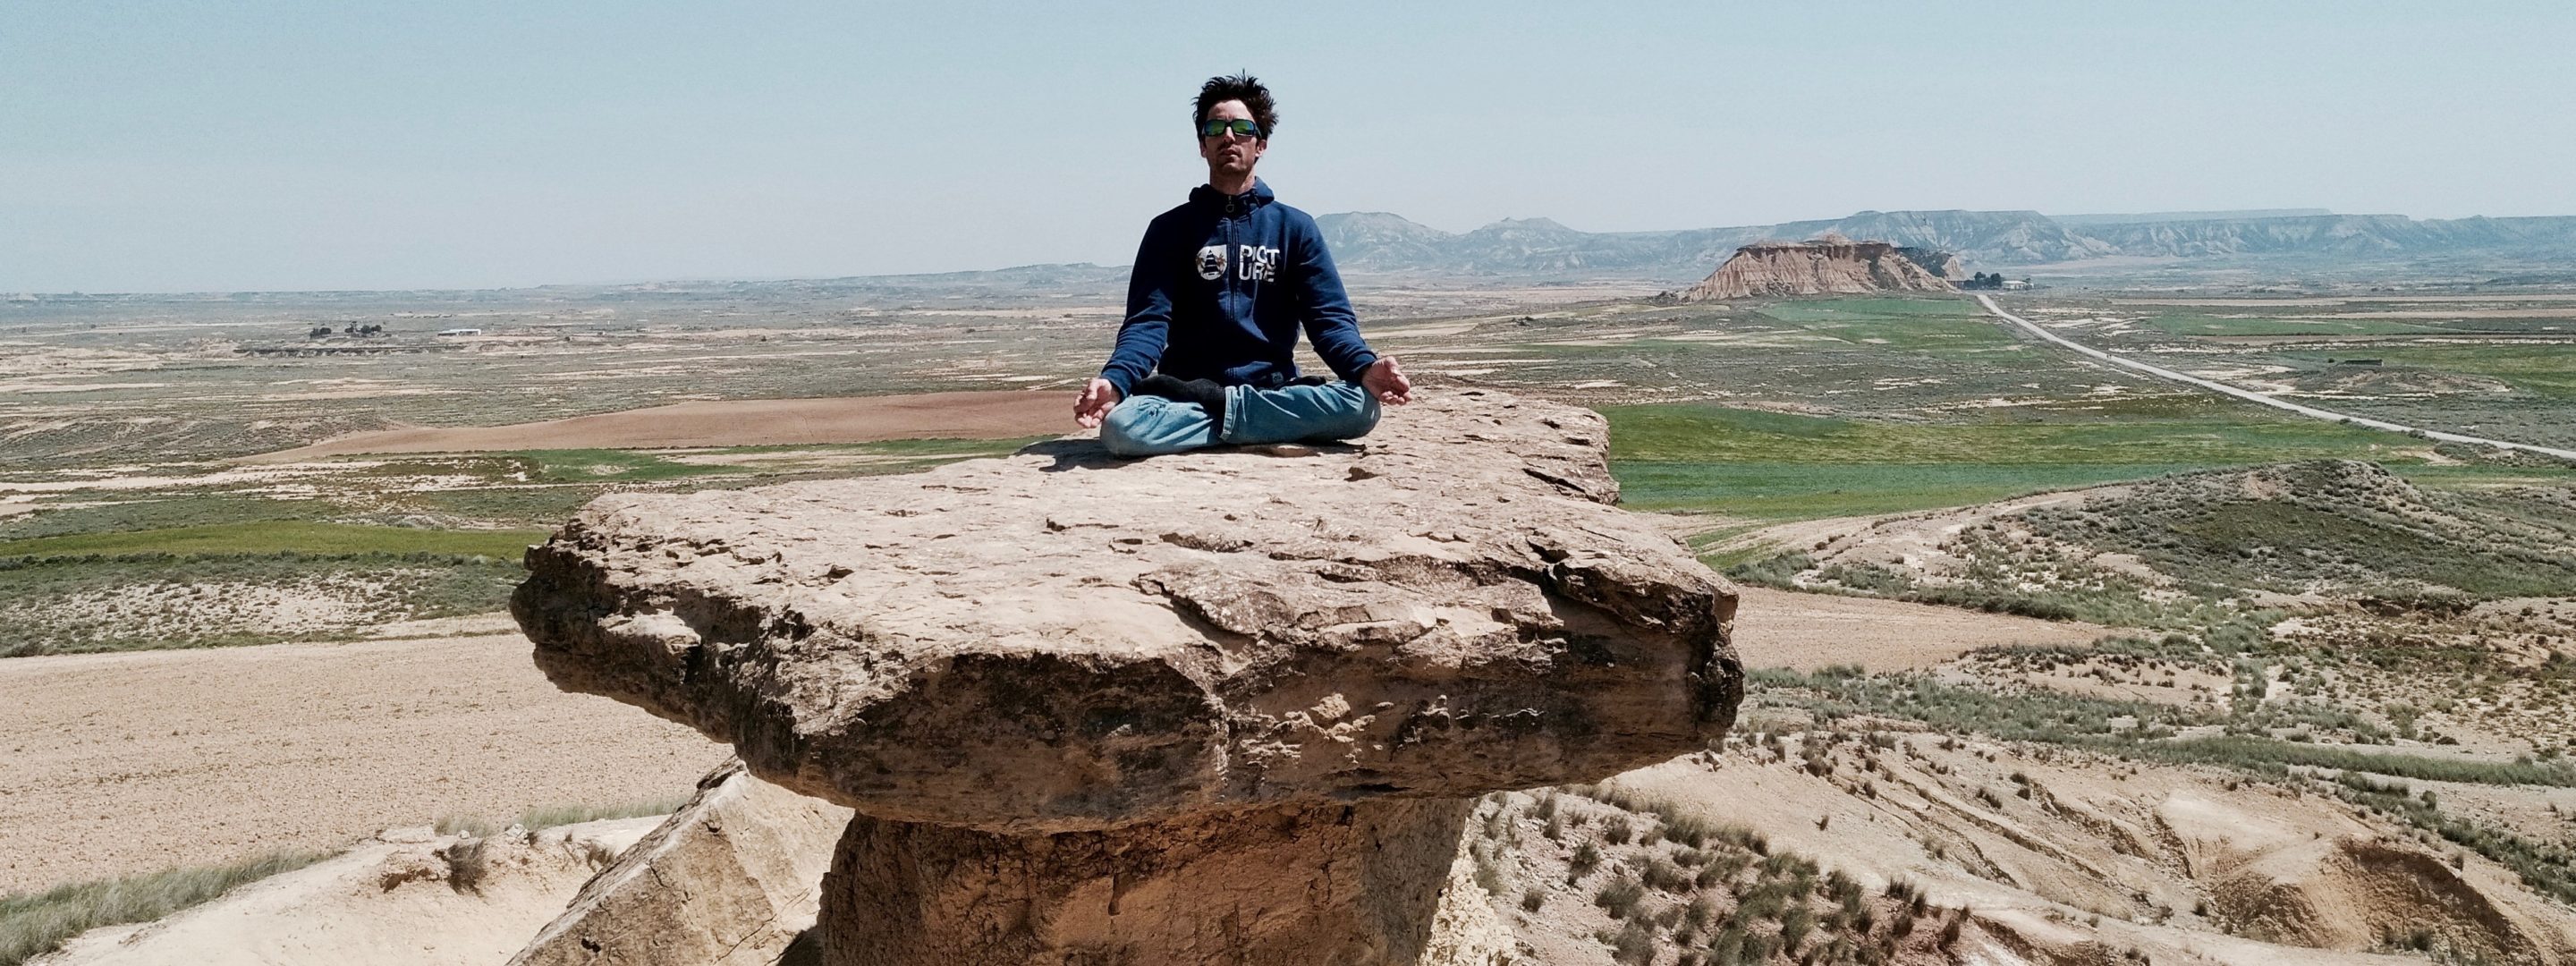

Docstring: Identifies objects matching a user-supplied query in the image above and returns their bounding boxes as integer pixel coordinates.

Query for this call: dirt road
[0,631,724,894]
[246,389,1070,461]
[1976,293,2576,461]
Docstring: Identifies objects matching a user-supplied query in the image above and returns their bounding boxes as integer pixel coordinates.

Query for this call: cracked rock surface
[513,389,1741,835]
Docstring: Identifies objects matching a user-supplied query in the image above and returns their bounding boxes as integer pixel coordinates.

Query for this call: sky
[4,1,2572,292]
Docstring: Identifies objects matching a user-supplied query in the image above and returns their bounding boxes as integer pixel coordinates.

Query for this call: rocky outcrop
[510,761,852,966]
[513,390,1741,964]
[2212,834,2562,963]
[1896,245,1967,280]
[1682,237,1958,301]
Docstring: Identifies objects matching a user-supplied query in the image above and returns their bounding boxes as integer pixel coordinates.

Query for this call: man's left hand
[1361,356,1412,406]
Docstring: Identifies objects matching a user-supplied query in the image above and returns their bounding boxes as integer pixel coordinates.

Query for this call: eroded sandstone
[825,799,1473,965]
[514,390,1740,834]
[1682,235,1956,301]
[510,760,851,966]
[513,389,1739,964]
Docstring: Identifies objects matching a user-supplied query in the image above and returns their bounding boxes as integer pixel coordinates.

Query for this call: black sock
[1133,376,1230,440]
[1180,379,1228,439]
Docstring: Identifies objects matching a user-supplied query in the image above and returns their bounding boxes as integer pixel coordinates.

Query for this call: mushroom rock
[513,389,1741,965]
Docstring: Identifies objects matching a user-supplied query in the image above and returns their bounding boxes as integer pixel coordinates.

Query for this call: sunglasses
[1199,118,1263,140]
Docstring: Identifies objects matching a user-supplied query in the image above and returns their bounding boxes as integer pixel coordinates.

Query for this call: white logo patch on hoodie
[1196,245,1227,281]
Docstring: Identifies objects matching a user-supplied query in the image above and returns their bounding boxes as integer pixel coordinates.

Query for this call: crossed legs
[1099,381,1380,458]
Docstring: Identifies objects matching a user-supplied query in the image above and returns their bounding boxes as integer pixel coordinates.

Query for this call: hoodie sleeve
[1098,218,1176,396]
[1289,214,1378,383]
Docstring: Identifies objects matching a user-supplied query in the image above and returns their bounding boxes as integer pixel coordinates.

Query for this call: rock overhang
[513,390,1741,834]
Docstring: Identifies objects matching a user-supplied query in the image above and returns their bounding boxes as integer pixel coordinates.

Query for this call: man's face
[1197,98,1267,179]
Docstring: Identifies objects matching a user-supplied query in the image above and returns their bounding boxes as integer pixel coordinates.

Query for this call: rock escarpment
[513,390,1741,965]
[1682,236,1958,301]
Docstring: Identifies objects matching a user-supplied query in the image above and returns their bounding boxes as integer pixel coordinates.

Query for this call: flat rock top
[514,390,1740,833]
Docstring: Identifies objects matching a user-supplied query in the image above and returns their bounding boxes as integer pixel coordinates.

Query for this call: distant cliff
[1682,238,1957,301]
[1314,208,2576,276]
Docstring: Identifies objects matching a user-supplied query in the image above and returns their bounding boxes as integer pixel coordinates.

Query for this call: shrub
[1595,877,1647,919]
[1642,854,1691,893]
[1610,919,1659,964]
[1885,876,1922,903]
[1570,841,1604,881]
[1470,843,1508,898]
[1781,903,1815,950]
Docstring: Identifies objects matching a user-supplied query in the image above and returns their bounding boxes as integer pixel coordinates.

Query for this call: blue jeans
[1099,381,1380,457]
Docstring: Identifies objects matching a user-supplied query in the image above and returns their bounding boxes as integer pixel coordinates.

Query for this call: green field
[2140,313,2444,337]
[0,522,547,560]
[1748,298,2025,355]
[2278,345,2576,400]
[1613,462,2213,520]
[1599,401,2453,520]
[0,436,1046,656]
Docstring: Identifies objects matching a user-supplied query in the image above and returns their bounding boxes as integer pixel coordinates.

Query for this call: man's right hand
[1073,377,1123,428]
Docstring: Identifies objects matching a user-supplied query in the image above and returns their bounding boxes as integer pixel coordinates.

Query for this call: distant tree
[309,326,333,338]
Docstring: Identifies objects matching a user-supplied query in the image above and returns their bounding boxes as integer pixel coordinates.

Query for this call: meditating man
[1072,72,1412,456]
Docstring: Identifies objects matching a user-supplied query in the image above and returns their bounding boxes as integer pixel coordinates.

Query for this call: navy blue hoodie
[1097,179,1377,396]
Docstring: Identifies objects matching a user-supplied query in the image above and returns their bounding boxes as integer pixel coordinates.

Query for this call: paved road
[1974,293,2576,462]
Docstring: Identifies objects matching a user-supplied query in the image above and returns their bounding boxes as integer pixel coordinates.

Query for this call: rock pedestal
[513,390,1741,965]
[826,799,1471,965]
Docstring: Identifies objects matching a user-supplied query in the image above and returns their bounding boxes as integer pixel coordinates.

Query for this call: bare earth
[0,631,724,894]
[1731,587,2107,671]
[246,389,1070,461]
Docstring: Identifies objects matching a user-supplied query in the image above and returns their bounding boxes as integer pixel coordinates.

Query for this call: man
[1072,72,1411,457]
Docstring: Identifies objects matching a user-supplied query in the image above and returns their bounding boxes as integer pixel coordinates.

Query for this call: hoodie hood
[1189,178,1275,216]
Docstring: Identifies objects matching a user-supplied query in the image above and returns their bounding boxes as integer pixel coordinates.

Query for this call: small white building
[436,327,483,336]
[2000,279,2032,291]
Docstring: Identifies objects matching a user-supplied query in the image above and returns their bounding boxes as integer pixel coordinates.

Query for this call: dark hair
[1194,72,1276,140]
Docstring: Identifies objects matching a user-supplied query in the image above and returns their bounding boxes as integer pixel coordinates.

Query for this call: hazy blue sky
[5,1,2571,292]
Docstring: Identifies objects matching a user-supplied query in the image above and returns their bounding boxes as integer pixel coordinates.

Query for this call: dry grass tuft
[0,849,330,966]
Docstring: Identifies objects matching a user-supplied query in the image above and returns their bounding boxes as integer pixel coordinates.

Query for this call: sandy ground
[0,632,724,894]
[244,389,1070,461]
[1731,587,2108,671]
[38,818,663,966]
